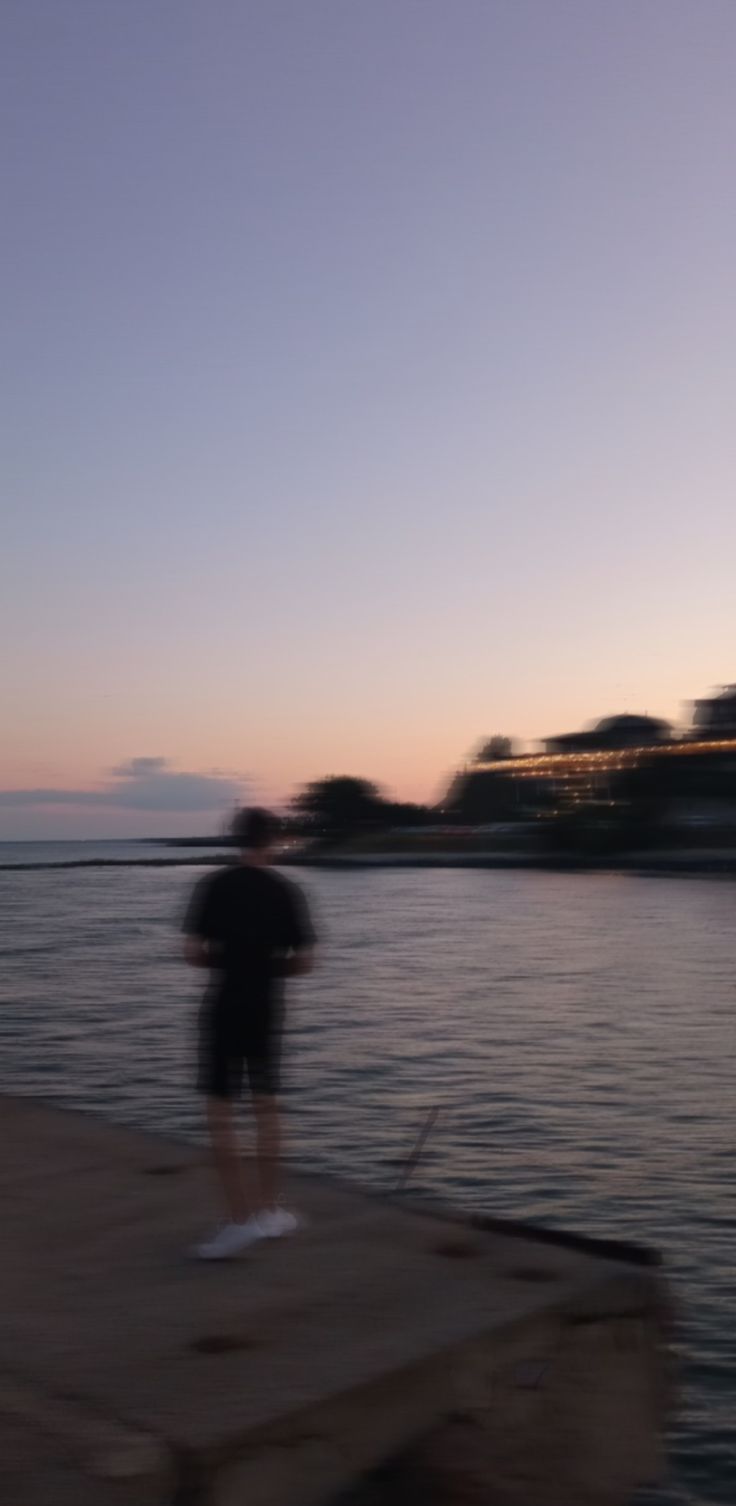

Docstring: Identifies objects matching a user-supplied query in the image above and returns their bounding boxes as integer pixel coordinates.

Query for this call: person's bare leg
[207,1097,250,1223]
[253,1094,281,1211]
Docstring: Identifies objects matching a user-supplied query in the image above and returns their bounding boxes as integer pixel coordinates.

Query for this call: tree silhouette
[292,776,385,839]
[475,735,515,762]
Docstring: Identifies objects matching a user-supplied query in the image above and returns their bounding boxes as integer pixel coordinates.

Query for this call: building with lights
[447,686,736,844]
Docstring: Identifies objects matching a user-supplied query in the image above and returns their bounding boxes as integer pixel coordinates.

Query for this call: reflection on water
[0,862,734,1504]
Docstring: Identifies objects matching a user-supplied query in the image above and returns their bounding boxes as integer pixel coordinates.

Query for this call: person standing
[183,807,315,1259]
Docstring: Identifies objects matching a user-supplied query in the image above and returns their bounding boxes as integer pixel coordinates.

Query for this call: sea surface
[0,845,733,1503]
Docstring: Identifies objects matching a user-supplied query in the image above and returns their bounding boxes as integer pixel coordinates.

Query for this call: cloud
[0,758,242,813]
[113,757,168,778]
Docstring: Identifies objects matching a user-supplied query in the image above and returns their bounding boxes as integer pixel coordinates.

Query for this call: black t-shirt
[184,865,314,1006]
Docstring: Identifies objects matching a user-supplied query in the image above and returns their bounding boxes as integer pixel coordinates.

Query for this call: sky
[3,0,735,837]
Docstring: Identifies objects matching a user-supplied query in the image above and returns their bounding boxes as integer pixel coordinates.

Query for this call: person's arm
[183,934,211,968]
[182,876,217,968]
[282,945,315,977]
[279,882,316,979]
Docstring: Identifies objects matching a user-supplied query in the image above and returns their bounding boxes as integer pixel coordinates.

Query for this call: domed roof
[594,713,671,739]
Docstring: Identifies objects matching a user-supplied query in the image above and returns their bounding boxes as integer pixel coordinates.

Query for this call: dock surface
[1,1097,670,1505]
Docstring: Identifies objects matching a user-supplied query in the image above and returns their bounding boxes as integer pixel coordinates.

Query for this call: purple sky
[3,1,735,836]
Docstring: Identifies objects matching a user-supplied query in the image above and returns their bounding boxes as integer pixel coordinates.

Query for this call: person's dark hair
[231,806,279,851]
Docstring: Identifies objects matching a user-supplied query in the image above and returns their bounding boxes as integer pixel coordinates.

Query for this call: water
[0,851,733,1503]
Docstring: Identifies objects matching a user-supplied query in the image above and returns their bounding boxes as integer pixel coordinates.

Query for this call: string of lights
[476,737,736,780]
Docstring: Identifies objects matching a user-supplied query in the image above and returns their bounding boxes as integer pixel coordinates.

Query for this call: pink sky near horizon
[0,659,728,839]
[3,1,735,837]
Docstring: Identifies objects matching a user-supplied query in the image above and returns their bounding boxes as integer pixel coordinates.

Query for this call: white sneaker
[193,1216,265,1260]
[259,1208,299,1239]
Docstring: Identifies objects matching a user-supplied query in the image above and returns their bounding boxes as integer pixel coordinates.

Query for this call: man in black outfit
[184,807,315,1259]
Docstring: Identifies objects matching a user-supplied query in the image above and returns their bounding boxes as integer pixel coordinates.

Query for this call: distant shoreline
[3,849,736,876]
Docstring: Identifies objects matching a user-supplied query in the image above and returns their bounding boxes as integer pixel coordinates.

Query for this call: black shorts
[197,996,283,1100]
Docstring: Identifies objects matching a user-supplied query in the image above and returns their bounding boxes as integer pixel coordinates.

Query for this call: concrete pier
[1,1097,672,1505]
